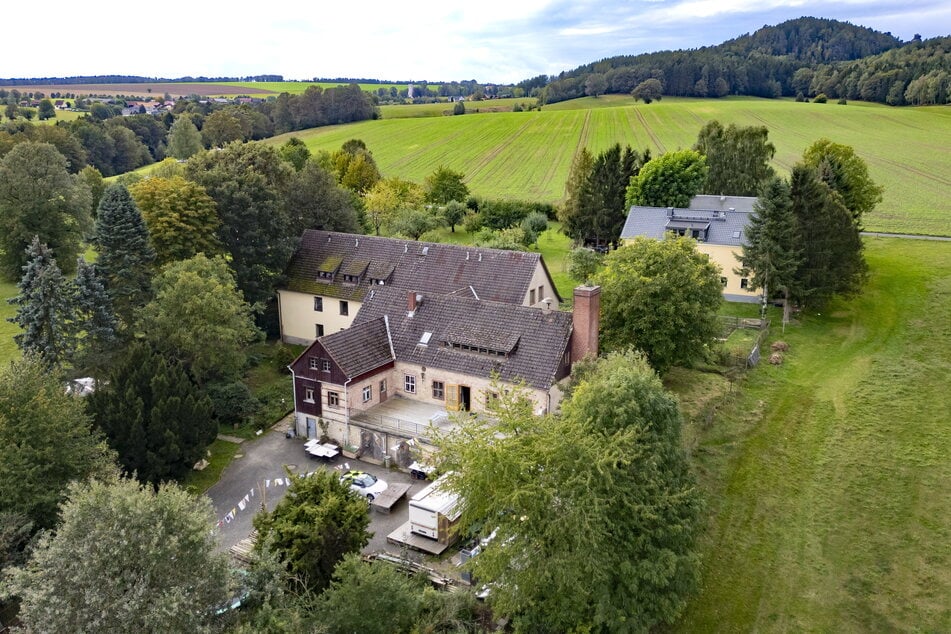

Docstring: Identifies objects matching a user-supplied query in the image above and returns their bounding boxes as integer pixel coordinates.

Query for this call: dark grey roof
[348,287,572,390]
[689,194,758,214]
[620,195,756,247]
[319,317,394,378]
[285,230,560,303]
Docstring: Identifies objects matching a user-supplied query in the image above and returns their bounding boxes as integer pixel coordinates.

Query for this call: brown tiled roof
[319,317,394,378]
[350,287,572,390]
[284,230,560,304]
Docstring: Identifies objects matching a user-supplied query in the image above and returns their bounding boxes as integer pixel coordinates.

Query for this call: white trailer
[408,474,461,545]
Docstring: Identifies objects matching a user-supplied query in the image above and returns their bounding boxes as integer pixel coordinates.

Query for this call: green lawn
[674,237,951,631]
[0,280,20,364]
[182,438,241,494]
[268,96,951,236]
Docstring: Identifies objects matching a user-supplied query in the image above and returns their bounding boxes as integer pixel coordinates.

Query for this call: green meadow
[672,237,950,632]
[272,96,951,236]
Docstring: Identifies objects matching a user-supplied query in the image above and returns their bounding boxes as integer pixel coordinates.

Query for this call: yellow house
[278,230,562,345]
[620,195,760,303]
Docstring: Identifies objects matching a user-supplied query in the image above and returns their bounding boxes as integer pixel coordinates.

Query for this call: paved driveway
[206,422,430,555]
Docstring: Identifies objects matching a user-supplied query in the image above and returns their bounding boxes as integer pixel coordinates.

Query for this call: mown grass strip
[675,238,951,632]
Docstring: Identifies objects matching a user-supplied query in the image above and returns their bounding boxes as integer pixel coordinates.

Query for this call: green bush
[462,212,484,233]
[813,93,828,103]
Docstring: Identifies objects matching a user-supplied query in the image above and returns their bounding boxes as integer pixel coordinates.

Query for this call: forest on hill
[529,17,950,106]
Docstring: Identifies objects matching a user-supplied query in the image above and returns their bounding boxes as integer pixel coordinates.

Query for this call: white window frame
[362,385,372,403]
[404,374,416,394]
[304,388,315,403]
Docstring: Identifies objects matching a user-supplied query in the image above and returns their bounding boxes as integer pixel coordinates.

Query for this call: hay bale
[771,341,789,352]
[769,352,784,365]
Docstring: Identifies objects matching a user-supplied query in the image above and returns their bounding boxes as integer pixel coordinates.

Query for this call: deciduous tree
[37,99,56,121]
[279,136,311,171]
[165,113,203,160]
[254,470,371,593]
[6,477,230,633]
[363,177,425,235]
[694,120,776,196]
[0,142,91,279]
[314,554,425,634]
[594,236,722,372]
[631,77,664,103]
[424,166,469,205]
[441,200,467,233]
[389,207,444,240]
[137,254,260,385]
[802,138,883,224]
[285,160,361,236]
[201,109,247,148]
[94,183,156,326]
[129,176,222,265]
[435,354,702,632]
[625,149,707,209]
[567,246,603,284]
[0,356,116,529]
[185,142,294,307]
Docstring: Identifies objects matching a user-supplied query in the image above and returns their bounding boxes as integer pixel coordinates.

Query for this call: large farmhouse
[620,194,759,302]
[284,232,601,466]
[277,230,562,345]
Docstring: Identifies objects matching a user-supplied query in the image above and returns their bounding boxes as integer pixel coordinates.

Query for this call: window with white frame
[362,385,372,403]
[309,357,319,370]
[404,374,416,394]
[327,391,339,408]
[322,359,331,372]
[304,388,315,403]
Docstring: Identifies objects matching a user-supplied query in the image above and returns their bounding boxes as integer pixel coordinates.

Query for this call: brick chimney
[571,285,600,363]
[407,291,421,315]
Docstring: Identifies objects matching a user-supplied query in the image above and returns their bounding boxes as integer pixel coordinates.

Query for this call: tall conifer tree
[736,177,803,306]
[789,165,866,308]
[71,257,119,375]
[7,237,76,368]
[88,344,215,484]
[93,183,155,327]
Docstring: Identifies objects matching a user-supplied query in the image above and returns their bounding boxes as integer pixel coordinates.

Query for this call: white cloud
[3,1,948,83]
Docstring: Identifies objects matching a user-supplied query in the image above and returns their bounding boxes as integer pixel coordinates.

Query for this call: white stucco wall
[525,261,560,309]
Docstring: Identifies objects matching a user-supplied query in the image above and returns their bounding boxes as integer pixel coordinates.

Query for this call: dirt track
[0,83,275,97]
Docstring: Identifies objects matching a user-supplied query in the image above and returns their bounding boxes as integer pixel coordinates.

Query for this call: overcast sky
[7,1,949,83]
